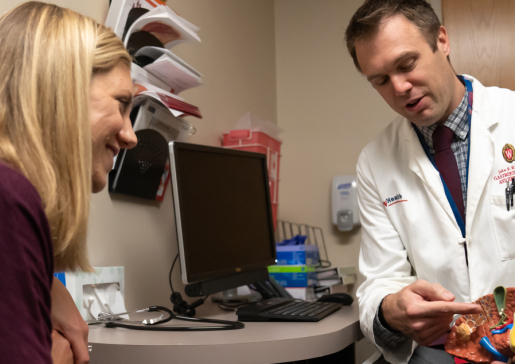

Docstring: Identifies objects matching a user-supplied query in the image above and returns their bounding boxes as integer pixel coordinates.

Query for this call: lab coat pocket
[490,195,515,260]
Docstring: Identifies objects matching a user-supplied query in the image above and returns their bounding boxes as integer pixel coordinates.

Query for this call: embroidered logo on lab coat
[383,194,407,207]
[503,144,515,163]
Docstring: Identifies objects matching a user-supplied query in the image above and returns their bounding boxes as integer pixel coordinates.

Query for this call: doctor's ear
[436,25,451,58]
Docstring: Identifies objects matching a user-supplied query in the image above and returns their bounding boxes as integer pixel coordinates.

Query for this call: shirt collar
[415,91,469,150]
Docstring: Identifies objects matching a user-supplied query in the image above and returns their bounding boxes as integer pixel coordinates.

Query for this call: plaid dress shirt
[416,91,470,214]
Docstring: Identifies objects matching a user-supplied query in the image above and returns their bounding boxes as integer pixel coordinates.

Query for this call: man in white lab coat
[345,1,515,363]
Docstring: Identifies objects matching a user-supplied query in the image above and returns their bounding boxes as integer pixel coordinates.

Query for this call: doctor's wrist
[380,294,403,334]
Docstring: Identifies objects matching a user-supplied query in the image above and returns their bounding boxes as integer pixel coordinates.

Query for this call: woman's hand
[51,330,74,364]
[51,277,90,364]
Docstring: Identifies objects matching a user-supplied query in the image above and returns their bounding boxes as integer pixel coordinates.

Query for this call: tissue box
[268,265,317,287]
[54,266,125,321]
[276,245,319,265]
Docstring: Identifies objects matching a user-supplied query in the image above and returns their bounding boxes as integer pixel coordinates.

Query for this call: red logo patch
[503,144,515,163]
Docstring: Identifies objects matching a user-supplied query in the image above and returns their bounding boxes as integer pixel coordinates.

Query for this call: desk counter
[88,300,363,364]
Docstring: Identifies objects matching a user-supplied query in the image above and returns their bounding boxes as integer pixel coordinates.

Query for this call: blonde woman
[0,2,137,363]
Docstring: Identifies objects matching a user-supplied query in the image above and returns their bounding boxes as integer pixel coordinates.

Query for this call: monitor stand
[184,268,269,297]
[211,287,261,303]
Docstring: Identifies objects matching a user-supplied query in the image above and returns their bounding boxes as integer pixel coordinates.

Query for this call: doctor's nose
[391,75,412,96]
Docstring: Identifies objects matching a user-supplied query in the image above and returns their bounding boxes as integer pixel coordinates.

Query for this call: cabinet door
[442,0,515,90]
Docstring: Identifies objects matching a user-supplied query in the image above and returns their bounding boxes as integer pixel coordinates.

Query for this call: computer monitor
[168,141,277,297]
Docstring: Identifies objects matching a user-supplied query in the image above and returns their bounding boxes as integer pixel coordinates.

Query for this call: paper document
[134,81,184,101]
[135,46,202,77]
[124,5,200,49]
[143,55,201,94]
[131,62,172,93]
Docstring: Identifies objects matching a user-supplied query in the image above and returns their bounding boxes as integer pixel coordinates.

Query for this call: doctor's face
[355,14,460,127]
[89,62,138,193]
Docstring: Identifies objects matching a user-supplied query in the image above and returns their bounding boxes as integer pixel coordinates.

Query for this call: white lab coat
[356,75,515,364]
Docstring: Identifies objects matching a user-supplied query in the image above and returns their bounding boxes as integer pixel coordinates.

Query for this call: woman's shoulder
[0,161,53,364]
[0,161,43,210]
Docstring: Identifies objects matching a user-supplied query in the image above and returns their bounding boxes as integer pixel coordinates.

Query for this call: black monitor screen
[170,142,276,284]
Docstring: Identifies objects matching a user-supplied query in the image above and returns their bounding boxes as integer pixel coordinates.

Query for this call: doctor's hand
[381,280,482,346]
[51,277,90,364]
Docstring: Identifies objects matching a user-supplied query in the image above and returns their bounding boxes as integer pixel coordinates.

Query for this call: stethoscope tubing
[98,306,245,331]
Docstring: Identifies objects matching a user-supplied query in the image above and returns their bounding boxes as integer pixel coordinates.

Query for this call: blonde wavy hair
[0,2,131,272]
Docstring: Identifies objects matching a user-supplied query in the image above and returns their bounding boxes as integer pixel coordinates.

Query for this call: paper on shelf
[106,0,166,39]
[133,93,182,118]
[146,91,202,118]
[134,81,184,101]
[131,62,172,94]
[131,97,195,141]
[133,91,202,119]
[124,5,200,50]
[135,46,202,77]
[143,55,201,95]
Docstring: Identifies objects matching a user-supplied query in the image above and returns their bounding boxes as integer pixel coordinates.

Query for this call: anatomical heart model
[445,286,515,363]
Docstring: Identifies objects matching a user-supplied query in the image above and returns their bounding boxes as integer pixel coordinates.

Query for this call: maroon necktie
[432,125,465,221]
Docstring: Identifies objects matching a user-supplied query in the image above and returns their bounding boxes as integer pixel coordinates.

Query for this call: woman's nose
[118,115,137,149]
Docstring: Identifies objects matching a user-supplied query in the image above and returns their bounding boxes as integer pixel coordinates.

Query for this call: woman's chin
[91,174,107,193]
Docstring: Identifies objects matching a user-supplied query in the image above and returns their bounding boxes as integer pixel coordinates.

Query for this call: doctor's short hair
[345,0,441,72]
[0,2,131,272]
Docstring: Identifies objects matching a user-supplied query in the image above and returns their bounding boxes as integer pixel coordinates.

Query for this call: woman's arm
[51,277,90,364]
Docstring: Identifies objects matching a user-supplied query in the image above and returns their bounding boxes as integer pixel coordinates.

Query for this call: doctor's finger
[421,301,482,316]
[410,280,456,302]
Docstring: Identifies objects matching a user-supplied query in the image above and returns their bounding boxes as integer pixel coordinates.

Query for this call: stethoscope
[87,306,245,331]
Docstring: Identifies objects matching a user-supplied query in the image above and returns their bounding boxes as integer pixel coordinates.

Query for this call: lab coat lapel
[465,76,497,234]
[406,124,461,232]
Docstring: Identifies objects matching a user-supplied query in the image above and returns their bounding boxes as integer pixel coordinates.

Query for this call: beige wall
[274,0,396,286]
[0,0,449,361]
[88,0,277,309]
[0,0,277,309]
[273,1,441,361]
[273,2,398,360]
[0,0,108,23]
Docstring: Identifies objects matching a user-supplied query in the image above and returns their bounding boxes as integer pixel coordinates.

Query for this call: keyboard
[236,297,341,322]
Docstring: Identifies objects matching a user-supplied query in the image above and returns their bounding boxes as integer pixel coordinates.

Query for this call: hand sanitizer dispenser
[332,175,359,231]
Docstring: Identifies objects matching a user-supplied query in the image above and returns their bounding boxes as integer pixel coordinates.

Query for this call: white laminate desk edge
[88,301,363,364]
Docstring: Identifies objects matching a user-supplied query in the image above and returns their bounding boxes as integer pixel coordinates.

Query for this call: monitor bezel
[168,141,277,285]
